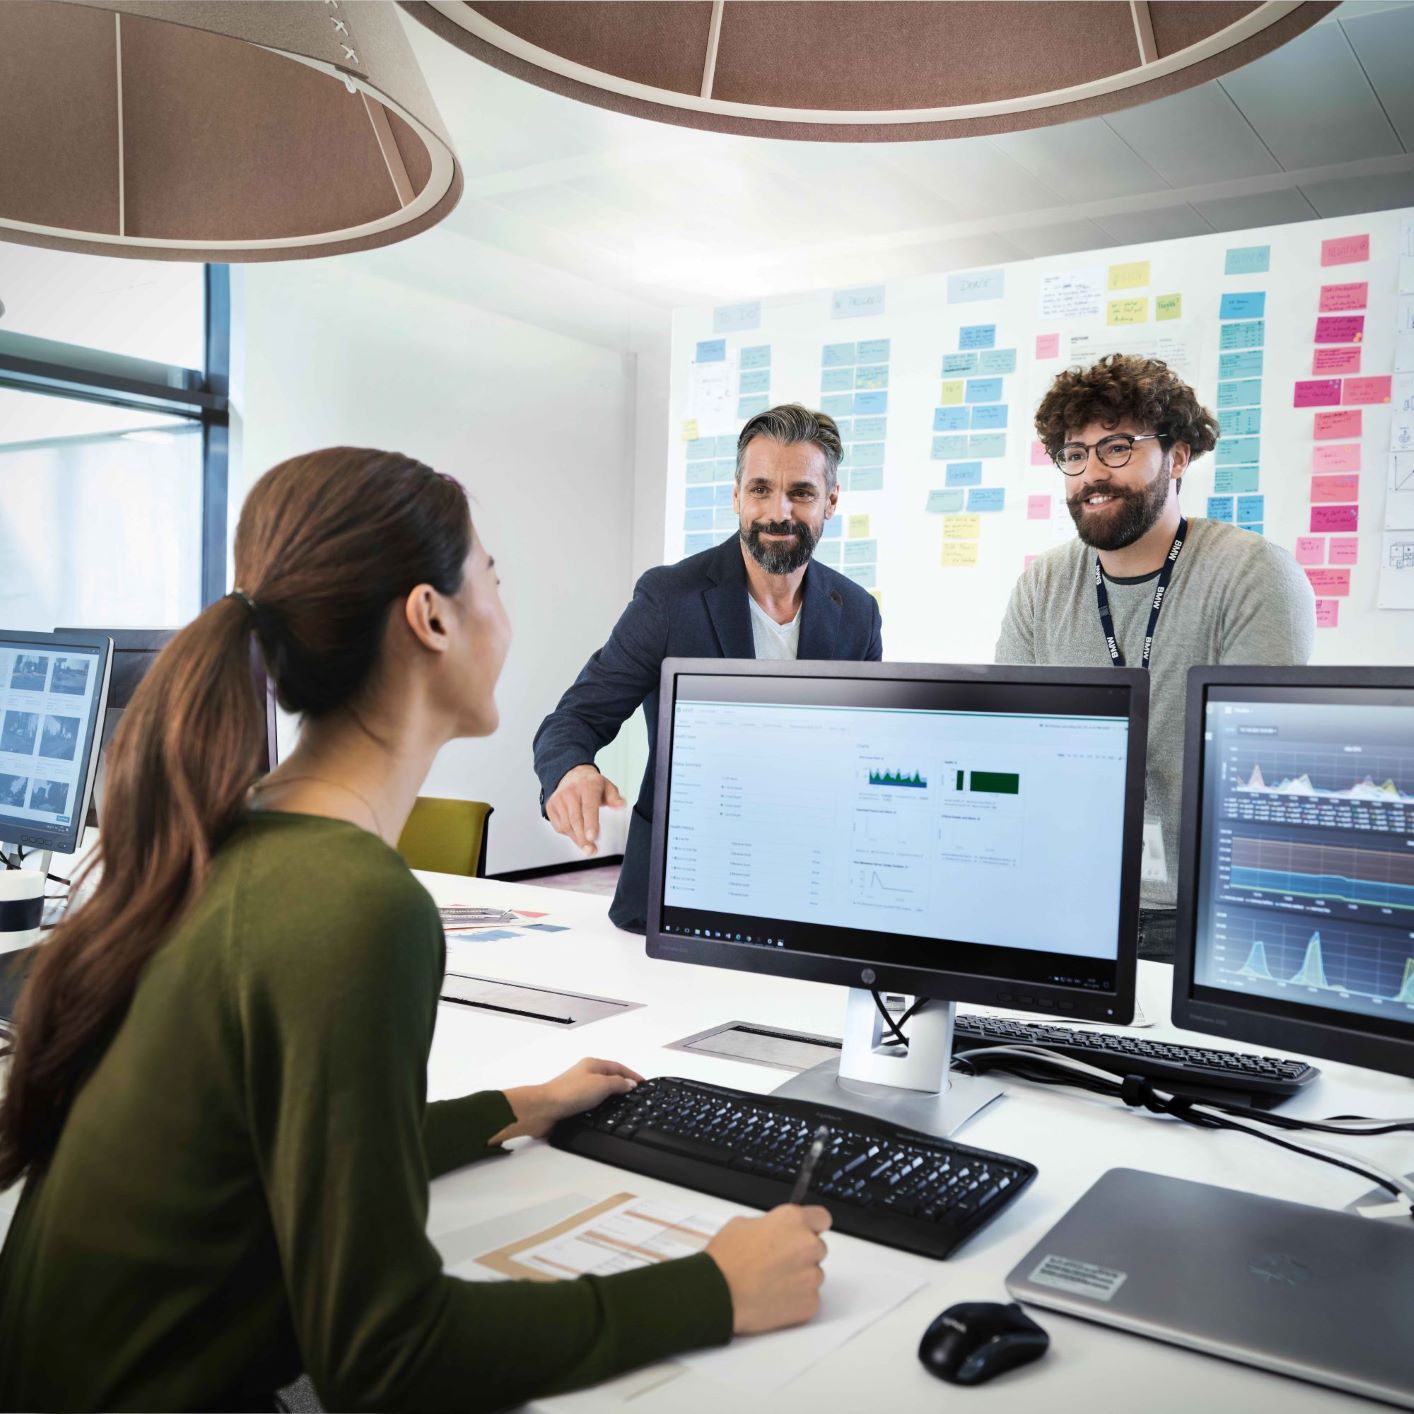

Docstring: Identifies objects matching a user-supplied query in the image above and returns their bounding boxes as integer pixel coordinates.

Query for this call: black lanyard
[1094,518,1186,671]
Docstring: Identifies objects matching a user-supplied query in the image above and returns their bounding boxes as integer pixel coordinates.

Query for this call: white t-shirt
[747,594,801,660]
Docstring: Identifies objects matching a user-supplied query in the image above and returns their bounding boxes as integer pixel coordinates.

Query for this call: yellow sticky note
[1108,261,1150,290]
[940,380,965,405]
[942,541,980,567]
[869,589,883,608]
[1156,293,1182,321]
[943,514,981,540]
[682,419,699,441]
[847,514,871,538]
[1107,297,1148,326]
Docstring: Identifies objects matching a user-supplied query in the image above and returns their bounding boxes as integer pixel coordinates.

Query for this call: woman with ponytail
[0,449,829,1412]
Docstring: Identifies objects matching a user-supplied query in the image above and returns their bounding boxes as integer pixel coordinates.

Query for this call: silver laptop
[1006,1168,1414,1409]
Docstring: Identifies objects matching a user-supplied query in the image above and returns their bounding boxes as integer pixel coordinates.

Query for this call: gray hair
[735,403,842,494]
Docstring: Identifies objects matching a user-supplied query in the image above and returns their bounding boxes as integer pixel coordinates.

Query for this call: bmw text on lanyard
[1094,518,1187,671]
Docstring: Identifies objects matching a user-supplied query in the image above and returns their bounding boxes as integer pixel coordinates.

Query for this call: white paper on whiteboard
[1377,532,1414,608]
[1039,268,1105,322]
[688,357,738,436]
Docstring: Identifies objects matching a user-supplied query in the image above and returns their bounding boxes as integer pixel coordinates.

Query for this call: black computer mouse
[918,1301,1050,1385]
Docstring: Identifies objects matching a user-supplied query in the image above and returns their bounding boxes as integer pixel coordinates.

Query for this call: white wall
[233,228,671,874]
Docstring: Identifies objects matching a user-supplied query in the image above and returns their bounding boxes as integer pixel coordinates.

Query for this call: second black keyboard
[549,1075,1037,1259]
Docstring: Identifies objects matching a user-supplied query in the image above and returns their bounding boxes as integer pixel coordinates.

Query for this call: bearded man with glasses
[996,353,1314,962]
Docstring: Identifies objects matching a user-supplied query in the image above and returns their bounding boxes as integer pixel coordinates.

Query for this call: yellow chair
[396,797,494,878]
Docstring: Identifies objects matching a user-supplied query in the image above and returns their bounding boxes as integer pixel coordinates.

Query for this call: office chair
[396,797,494,878]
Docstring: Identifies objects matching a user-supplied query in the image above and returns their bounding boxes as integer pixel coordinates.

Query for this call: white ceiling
[400,1,1414,308]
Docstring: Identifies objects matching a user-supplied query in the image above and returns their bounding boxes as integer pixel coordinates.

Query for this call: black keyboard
[549,1075,1037,1260]
[952,1013,1318,1100]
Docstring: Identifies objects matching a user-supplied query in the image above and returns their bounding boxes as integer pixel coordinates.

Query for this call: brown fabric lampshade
[0,0,462,261]
[403,1,1336,142]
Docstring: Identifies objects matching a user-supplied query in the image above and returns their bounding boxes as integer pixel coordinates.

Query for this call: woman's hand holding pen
[707,1205,832,1334]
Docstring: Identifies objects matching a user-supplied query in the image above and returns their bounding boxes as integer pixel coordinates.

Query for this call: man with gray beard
[535,404,883,932]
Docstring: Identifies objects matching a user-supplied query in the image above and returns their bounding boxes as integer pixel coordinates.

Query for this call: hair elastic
[229,589,259,619]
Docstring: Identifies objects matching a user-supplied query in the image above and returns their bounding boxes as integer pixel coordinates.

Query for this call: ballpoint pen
[790,1124,830,1204]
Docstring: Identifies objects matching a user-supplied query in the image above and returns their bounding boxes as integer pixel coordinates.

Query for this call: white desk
[419,872,1413,1414]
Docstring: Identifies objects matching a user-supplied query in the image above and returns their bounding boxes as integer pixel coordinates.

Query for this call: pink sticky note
[1315,600,1340,629]
[1329,536,1359,566]
[1313,346,1361,375]
[1024,554,1038,571]
[1321,233,1370,266]
[1035,332,1060,359]
[1311,474,1360,503]
[1305,568,1352,597]
[1343,375,1391,405]
[1314,315,1364,345]
[1314,409,1362,440]
[1319,281,1368,312]
[1294,379,1342,408]
[1312,443,1360,474]
[1027,494,1052,520]
[1311,504,1359,533]
[1295,536,1326,566]
[1030,440,1051,467]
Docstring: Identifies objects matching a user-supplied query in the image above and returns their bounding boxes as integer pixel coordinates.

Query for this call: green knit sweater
[0,813,731,1411]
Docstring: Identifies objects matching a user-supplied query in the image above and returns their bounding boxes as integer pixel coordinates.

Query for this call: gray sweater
[995,517,1316,909]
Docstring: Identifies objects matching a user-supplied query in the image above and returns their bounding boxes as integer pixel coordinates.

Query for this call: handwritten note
[1295,536,1326,566]
[1225,245,1270,275]
[1218,379,1262,409]
[1313,346,1361,376]
[1107,297,1148,325]
[1319,282,1367,312]
[939,380,964,405]
[1315,600,1340,629]
[1236,495,1265,525]
[695,339,726,363]
[1156,293,1182,321]
[948,270,1004,303]
[1329,537,1359,566]
[831,285,885,320]
[1215,466,1259,494]
[945,461,983,486]
[932,435,969,460]
[968,487,1006,513]
[1320,234,1370,267]
[926,489,965,513]
[682,419,701,442]
[1030,440,1052,467]
[959,324,996,350]
[1027,494,1052,520]
[1310,474,1360,503]
[1311,505,1359,533]
[1035,332,1061,359]
[1220,291,1266,321]
[1294,380,1342,408]
[1220,407,1262,437]
[1207,496,1234,523]
[1219,320,1264,350]
[970,404,1008,430]
[858,339,889,362]
[942,541,979,567]
[1342,376,1391,405]
[969,433,1007,459]
[977,348,1018,376]
[1305,568,1352,597]
[944,515,981,540]
[1314,409,1361,440]
[1108,261,1150,290]
[934,407,969,432]
[965,378,1003,403]
[942,352,978,376]
[1312,443,1360,474]
[714,301,760,334]
[1315,315,1364,345]
[740,345,771,371]
[847,515,871,538]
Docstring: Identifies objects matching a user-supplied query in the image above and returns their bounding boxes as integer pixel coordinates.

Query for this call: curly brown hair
[1034,354,1219,463]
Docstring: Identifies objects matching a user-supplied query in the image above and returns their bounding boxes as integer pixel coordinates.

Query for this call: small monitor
[0,629,112,856]
[647,660,1149,1026]
[1174,666,1414,1080]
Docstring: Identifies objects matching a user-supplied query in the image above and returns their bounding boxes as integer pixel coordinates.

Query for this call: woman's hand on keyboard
[497,1058,644,1142]
[706,1204,832,1334]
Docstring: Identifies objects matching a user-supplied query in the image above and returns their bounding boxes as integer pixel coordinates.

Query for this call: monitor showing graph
[1192,685,1414,1035]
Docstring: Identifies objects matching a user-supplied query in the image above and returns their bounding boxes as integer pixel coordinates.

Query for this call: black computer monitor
[55,627,279,825]
[0,629,112,858]
[646,660,1149,1122]
[1173,666,1414,1081]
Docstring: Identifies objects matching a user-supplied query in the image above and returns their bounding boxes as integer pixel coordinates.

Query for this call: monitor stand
[772,988,1005,1140]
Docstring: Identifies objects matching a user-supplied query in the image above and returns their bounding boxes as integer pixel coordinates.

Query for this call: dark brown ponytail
[0,448,471,1187]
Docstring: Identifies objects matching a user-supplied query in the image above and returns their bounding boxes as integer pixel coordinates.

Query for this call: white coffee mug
[0,870,44,955]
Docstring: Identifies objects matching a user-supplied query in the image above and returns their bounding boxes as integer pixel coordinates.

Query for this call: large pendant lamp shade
[404,1,1335,142]
[0,0,462,261]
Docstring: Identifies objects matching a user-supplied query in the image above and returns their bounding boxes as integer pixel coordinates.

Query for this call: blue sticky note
[970,403,1009,430]
[814,541,842,567]
[927,489,966,513]
[849,465,884,492]
[965,377,1003,403]
[1217,379,1262,409]
[1214,466,1260,495]
[822,342,856,368]
[1206,496,1234,523]
[853,391,888,415]
[1219,350,1264,380]
[1219,320,1264,350]
[942,352,978,376]
[686,439,714,461]
[967,487,1006,513]
[822,518,843,539]
[848,441,885,467]
[713,483,734,505]
[843,563,878,588]
[948,269,1005,303]
[832,285,886,320]
[1225,245,1270,276]
[737,395,768,419]
[712,457,736,478]
[833,418,852,437]
[713,507,737,530]
[931,435,970,460]
[524,923,570,933]
[821,367,853,393]
[1247,524,1265,537]
[946,461,983,487]
[686,486,713,508]
[977,347,1018,376]
[934,406,969,431]
[714,436,738,458]
[1220,291,1267,321]
[855,364,889,390]
[853,415,887,439]
[1219,408,1262,437]
[684,507,713,532]
[959,324,997,350]
[1236,494,1265,525]
[684,534,716,557]
[969,433,1007,459]
[844,538,877,566]
[685,462,714,485]
[1216,436,1260,465]
[696,339,726,363]
[857,338,890,363]
[740,345,771,371]
[739,369,769,395]
[714,301,760,334]
[821,393,854,418]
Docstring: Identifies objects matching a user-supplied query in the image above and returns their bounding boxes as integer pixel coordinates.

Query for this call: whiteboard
[666,209,1414,668]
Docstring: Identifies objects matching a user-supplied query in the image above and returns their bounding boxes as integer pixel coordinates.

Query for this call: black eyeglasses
[1053,433,1169,475]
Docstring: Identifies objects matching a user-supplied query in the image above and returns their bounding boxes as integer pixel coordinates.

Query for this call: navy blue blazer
[533,534,884,931]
